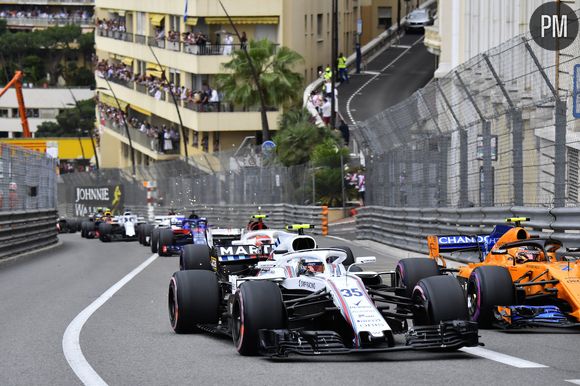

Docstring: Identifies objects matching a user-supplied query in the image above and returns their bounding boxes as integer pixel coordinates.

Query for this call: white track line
[63,253,159,386]
[566,380,580,385]
[325,235,350,242]
[460,347,548,369]
[345,35,425,126]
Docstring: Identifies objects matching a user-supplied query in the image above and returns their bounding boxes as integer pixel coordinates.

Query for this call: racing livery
[168,248,478,356]
[98,212,146,242]
[418,217,580,328]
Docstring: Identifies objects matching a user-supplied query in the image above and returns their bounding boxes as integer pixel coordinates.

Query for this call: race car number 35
[341,288,363,297]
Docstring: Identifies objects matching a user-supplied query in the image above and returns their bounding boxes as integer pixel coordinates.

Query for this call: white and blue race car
[168,248,478,356]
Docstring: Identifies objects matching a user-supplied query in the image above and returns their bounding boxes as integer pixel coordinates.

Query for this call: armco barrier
[356,206,580,255]
[99,204,325,234]
[0,209,58,260]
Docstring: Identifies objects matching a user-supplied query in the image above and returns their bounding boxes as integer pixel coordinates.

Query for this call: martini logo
[530,2,578,51]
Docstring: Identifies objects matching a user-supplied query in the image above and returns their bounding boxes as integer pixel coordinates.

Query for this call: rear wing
[427,224,512,261]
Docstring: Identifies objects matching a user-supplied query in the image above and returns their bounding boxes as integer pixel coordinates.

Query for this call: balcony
[96,76,279,134]
[0,0,92,4]
[2,16,94,28]
[99,117,180,161]
[96,1,282,17]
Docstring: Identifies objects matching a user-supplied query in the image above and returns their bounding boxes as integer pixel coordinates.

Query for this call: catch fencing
[0,143,57,212]
[58,147,317,217]
[356,206,580,259]
[358,10,580,209]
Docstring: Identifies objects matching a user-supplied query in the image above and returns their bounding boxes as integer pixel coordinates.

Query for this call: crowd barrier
[0,209,58,260]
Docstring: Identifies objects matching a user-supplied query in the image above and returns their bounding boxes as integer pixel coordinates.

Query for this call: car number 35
[340,288,363,297]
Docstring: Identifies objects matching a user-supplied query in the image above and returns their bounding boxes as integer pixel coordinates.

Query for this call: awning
[99,92,129,111]
[146,63,164,78]
[204,16,279,25]
[130,104,151,116]
[109,9,126,16]
[149,14,165,27]
[121,57,133,66]
[185,17,198,26]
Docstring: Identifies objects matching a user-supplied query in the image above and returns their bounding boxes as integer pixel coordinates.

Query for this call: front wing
[259,321,479,357]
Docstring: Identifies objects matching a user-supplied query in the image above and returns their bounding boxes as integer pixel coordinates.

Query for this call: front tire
[168,270,220,334]
[467,266,515,327]
[231,280,286,356]
[330,245,355,266]
[412,275,468,325]
[180,244,212,270]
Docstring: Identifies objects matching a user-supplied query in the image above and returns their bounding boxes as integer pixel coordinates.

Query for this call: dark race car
[153,217,210,256]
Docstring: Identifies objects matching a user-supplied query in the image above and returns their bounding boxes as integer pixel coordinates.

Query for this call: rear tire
[180,244,212,270]
[151,228,160,253]
[159,228,174,256]
[85,222,96,239]
[168,270,220,334]
[231,280,286,356]
[396,258,440,298]
[99,223,112,242]
[412,275,468,325]
[467,266,515,327]
[142,224,153,246]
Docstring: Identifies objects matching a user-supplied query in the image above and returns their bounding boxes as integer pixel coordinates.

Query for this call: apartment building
[95,0,411,168]
[0,0,94,32]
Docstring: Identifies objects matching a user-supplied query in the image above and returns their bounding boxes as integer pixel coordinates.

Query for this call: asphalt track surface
[1,233,579,386]
[338,32,437,126]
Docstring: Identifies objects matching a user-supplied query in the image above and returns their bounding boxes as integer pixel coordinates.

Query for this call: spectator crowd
[95,59,224,112]
[0,7,93,22]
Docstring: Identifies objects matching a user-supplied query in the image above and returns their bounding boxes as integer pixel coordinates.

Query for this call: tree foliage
[36,98,95,137]
[311,138,350,207]
[216,39,304,110]
[0,25,93,86]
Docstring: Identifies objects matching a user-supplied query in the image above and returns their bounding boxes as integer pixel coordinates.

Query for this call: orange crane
[0,71,31,138]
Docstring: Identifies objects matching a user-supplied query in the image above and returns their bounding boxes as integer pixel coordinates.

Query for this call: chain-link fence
[58,146,318,216]
[0,143,57,211]
[358,11,580,208]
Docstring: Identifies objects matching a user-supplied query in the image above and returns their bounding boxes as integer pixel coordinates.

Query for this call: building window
[304,15,307,34]
[202,132,209,152]
[192,131,199,147]
[136,12,146,35]
[317,14,323,40]
[378,7,392,28]
[169,15,180,33]
[0,109,8,118]
[213,131,220,152]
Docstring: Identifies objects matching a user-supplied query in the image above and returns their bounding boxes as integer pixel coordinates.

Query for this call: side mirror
[491,249,507,255]
[355,256,376,264]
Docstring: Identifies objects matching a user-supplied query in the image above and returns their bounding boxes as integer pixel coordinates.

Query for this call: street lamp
[96,80,136,177]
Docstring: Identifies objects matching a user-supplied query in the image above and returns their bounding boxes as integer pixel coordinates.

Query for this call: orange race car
[396,218,580,328]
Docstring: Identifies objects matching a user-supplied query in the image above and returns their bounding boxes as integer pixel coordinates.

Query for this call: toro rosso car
[152,216,210,256]
[98,212,146,242]
[415,217,580,328]
[169,247,478,356]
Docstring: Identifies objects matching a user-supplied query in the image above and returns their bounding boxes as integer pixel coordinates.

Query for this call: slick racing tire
[168,270,220,334]
[232,280,286,356]
[180,244,212,271]
[84,222,96,239]
[136,224,144,245]
[142,224,153,246]
[396,258,440,298]
[412,275,468,325]
[99,223,112,242]
[67,219,78,233]
[467,266,515,327]
[330,246,355,266]
[151,228,160,253]
[81,221,91,238]
[158,228,174,256]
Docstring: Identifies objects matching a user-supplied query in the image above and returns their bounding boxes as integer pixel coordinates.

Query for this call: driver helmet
[301,259,325,274]
[516,246,542,263]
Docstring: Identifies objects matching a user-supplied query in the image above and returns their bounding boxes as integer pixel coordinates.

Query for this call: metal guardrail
[0,209,58,260]
[356,206,580,256]
[117,204,324,234]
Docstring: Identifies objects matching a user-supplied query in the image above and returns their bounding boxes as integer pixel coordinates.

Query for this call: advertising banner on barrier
[73,185,124,217]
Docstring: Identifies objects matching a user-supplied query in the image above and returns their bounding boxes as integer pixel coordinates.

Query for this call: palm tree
[216,39,304,141]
